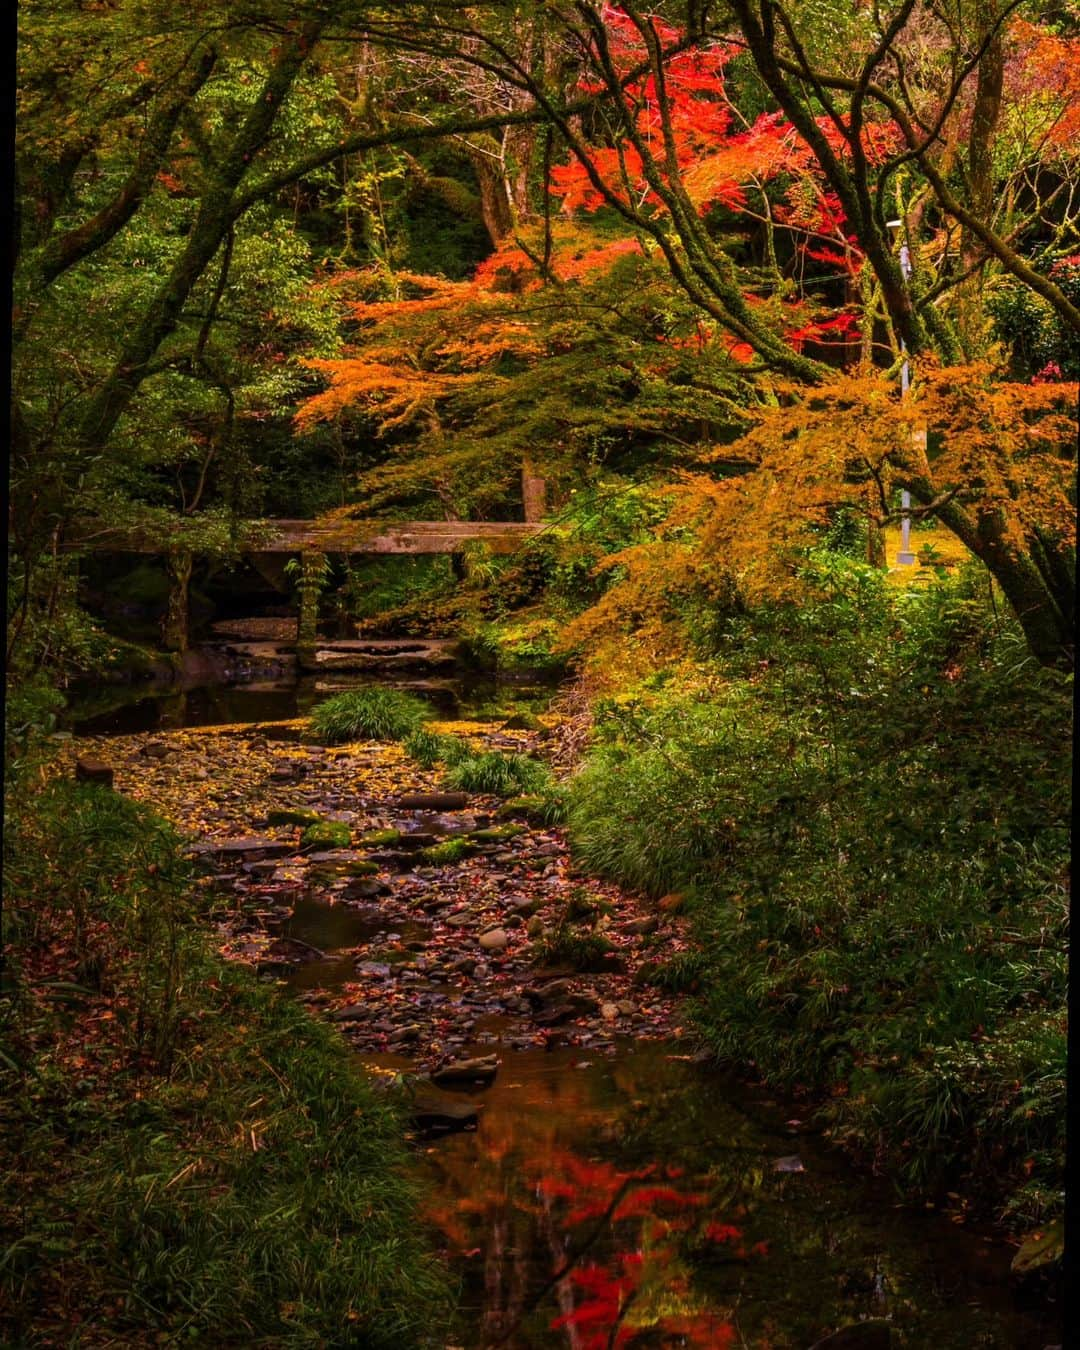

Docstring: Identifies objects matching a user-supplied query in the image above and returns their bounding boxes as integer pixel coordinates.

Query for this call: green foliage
[309,688,433,743]
[988,256,1080,381]
[547,479,672,608]
[340,556,456,627]
[3,678,66,786]
[567,560,1070,1216]
[651,950,710,993]
[445,751,553,798]
[534,925,616,973]
[3,781,200,1065]
[1,773,449,1346]
[404,728,474,768]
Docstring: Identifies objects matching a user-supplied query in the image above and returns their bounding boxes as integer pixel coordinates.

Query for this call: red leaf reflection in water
[611,1185,707,1222]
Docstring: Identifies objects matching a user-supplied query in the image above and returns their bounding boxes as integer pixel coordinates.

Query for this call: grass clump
[309,688,432,744]
[534,925,616,973]
[404,727,473,768]
[652,950,709,993]
[446,751,552,798]
[1,776,450,1346]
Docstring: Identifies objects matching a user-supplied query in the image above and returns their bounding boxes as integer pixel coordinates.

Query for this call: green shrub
[446,751,553,798]
[309,688,432,743]
[2,780,199,1066]
[567,561,1070,1218]
[404,727,473,768]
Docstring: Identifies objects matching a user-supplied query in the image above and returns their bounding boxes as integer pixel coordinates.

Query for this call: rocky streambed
[65,714,689,1127]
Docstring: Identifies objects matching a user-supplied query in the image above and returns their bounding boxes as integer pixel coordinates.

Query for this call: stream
[62,657,1061,1349]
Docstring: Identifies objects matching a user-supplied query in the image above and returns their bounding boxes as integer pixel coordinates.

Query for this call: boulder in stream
[431,1055,499,1088]
[410,1091,482,1133]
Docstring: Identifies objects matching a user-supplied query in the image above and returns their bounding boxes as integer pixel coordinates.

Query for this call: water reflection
[67,669,555,735]
[386,1044,1055,1349]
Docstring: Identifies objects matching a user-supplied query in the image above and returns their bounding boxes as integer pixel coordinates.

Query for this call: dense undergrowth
[566,555,1070,1226]
[0,773,451,1346]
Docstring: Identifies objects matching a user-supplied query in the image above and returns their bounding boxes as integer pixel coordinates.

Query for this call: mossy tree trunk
[296,550,327,657]
[163,549,192,653]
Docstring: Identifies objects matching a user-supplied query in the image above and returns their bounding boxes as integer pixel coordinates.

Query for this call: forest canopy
[10,0,1079,672]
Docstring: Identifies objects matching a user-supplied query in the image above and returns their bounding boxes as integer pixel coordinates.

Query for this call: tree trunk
[163,550,192,653]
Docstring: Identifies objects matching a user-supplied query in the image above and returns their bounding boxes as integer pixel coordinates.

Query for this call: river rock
[632,961,662,987]
[601,1002,620,1022]
[189,837,295,865]
[409,1091,481,1132]
[625,915,659,935]
[527,916,544,937]
[256,723,302,742]
[270,760,306,783]
[431,1055,499,1087]
[341,878,391,900]
[75,756,114,787]
[501,711,543,731]
[478,928,508,951]
[139,741,173,759]
[355,961,391,978]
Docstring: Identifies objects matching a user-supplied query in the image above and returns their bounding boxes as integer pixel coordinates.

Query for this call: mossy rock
[419,838,477,866]
[300,820,352,850]
[359,827,402,847]
[496,796,548,824]
[268,807,323,827]
[469,824,527,843]
[501,711,543,731]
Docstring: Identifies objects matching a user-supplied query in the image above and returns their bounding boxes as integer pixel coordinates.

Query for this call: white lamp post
[887,220,916,565]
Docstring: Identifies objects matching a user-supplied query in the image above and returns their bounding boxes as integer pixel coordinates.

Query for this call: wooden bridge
[73,473,548,652]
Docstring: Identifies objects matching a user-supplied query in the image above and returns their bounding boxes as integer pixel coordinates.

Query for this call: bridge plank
[66,520,544,556]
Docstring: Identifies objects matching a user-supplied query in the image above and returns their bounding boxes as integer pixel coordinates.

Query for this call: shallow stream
[68,656,1061,1348]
